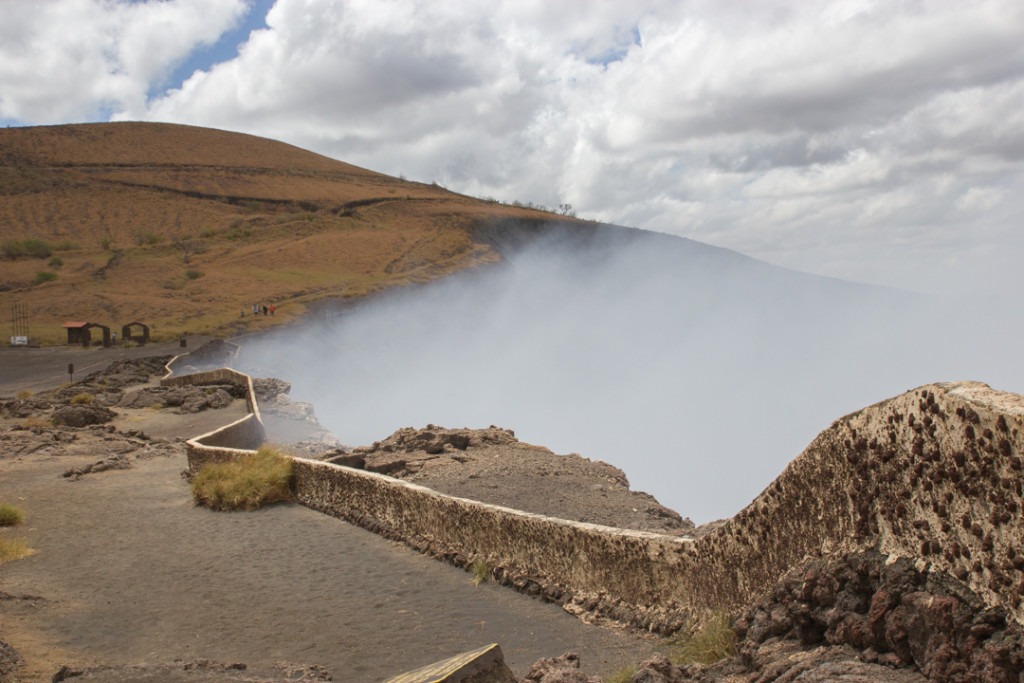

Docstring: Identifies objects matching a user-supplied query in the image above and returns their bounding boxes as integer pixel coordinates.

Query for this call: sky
[3,0,1024,296]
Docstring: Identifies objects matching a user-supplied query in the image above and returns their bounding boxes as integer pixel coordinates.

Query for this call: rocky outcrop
[51,403,116,427]
[0,637,20,683]
[0,394,54,418]
[250,378,342,456]
[621,643,930,683]
[75,355,173,390]
[117,385,240,413]
[731,550,1024,682]
[348,425,693,535]
[357,424,519,456]
[252,377,291,403]
[63,453,133,479]
[531,550,1023,682]
[673,382,1024,628]
[522,652,601,682]
[51,659,332,682]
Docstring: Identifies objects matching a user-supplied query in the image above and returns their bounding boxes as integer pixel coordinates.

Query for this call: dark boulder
[51,404,116,427]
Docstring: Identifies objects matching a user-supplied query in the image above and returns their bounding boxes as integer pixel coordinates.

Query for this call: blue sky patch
[152,0,274,99]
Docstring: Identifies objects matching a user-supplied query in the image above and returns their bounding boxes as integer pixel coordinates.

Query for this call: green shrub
[666,612,736,666]
[185,269,203,280]
[137,232,164,246]
[32,271,58,285]
[15,389,32,400]
[0,504,24,526]
[2,238,53,259]
[70,393,93,405]
[48,256,63,268]
[191,446,294,511]
[100,237,114,250]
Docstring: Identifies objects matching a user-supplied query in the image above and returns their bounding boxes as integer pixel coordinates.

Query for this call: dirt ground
[0,346,662,682]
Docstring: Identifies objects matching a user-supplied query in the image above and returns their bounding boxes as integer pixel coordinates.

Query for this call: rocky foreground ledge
[323,424,698,536]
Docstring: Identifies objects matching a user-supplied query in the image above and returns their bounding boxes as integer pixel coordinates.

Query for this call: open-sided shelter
[63,321,111,348]
[121,321,150,345]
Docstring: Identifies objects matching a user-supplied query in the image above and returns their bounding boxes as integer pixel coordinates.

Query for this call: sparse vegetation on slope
[0,122,586,344]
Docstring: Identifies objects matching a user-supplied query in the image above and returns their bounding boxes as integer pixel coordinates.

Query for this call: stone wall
[292,458,695,632]
[162,360,266,467]
[168,344,1024,634]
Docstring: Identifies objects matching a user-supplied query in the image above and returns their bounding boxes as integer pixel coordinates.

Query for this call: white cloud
[0,0,247,123]
[955,186,1007,212]
[5,0,1024,296]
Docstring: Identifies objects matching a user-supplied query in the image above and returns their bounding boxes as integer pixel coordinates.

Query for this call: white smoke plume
[236,224,1023,523]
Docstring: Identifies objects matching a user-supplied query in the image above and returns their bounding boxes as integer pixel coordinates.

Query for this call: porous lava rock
[51,404,116,427]
[117,385,239,413]
[0,395,54,418]
[730,550,1024,682]
[77,355,172,390]
[50,658,333,682]
[63,454,132,479]
[252,377,291,402]
[522,652,601,683]
[527,550,1024,682]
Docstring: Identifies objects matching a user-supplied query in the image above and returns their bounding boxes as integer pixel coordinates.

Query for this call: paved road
[0,336,216,396]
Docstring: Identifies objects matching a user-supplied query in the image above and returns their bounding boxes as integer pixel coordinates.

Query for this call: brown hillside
[0,122,578,343]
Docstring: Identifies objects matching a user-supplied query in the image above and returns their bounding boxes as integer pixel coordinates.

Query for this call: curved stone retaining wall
[168,345,1024,634]
[161,361,266,468]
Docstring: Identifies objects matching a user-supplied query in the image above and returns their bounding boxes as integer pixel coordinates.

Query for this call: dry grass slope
[0,122,582,343]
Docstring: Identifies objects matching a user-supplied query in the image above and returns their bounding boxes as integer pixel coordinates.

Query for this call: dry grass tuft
[606,665,638,683]
[70,393,94,405]
[666,611,736,666]
[469,558,490,585]
[20,416,51,430]
[191,446,294,511]
[0,503,24,526]
[0,535,35,564]
[15,389,33,400]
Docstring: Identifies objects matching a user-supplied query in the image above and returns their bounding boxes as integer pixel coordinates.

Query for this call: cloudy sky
[3,0,1024,295]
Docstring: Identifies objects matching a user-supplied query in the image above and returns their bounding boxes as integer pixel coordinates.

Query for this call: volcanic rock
[51,404,116,427]
[353,425,693,535]
[252,377,292,402]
